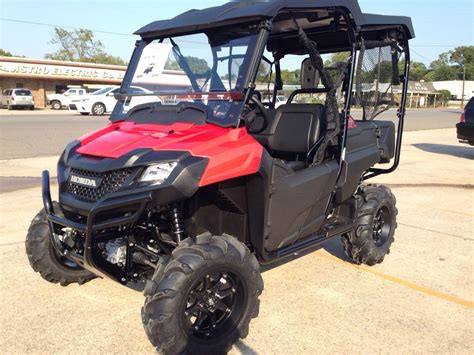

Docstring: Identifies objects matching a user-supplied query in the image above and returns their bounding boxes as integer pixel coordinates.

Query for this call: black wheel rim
[372,206,392,247]
[183,270,244,341]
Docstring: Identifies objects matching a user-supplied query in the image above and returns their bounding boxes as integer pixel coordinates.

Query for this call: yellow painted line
[316,252,474,309]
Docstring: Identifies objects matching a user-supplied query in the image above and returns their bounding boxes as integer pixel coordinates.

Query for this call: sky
[1,0,473,69]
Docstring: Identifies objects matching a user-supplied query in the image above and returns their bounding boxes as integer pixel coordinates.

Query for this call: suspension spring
[171,204,184,243]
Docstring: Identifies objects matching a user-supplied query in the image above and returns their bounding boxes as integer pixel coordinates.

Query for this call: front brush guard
[42,170,152,283]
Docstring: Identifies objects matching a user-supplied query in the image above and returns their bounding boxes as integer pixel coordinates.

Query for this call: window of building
[55,84,68,94]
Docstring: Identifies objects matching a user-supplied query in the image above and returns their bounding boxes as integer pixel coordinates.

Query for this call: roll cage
[113,1,413,179]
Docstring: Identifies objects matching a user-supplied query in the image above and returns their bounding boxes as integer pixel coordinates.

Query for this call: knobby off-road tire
[25,203,96,286]
[142,233,264,355]
[342,184,398,266]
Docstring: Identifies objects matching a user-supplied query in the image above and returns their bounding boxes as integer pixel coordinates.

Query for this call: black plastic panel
[264,160,339,252]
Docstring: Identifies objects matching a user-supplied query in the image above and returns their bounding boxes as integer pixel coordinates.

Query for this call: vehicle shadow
[413,143,474,160]
[260,237,352,274]
[233,340,259,355]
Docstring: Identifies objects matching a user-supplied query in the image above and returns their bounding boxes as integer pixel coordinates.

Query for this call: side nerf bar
[42,170,152,282]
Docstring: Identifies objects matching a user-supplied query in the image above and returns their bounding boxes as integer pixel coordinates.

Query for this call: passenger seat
[253,104,325,171]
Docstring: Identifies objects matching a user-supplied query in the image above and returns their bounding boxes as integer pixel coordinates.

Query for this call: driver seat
[253,103,325,170]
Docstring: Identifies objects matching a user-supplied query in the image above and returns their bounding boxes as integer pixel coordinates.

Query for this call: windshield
[113,31,260,127]
[92,87,115,95]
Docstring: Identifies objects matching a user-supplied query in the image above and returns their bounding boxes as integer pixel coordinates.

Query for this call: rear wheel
[342,184,397,266]
[51,100,61,110]
[142,233,263,354]
[91,102,106,116]
[25,203,96,286]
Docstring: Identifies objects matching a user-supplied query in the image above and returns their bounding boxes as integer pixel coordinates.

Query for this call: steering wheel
[247,96,270,134]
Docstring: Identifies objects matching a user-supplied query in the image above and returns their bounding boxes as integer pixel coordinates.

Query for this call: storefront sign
[0,60,125,81]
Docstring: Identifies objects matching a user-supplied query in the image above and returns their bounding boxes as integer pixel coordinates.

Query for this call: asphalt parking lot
[0,111,472,353]
[0,108,463,159]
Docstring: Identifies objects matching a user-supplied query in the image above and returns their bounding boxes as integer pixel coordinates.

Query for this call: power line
[1,17,469,55]
[1,18,468,48]
[411,49,435,63]
[0,18,136,37]
[0,18,208,45]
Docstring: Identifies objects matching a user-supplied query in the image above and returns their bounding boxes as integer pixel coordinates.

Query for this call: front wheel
[142,233,264,354]
[91,102,106,116]
[342,184,398,266]
[25,203,96,286]
[51,101,62,110]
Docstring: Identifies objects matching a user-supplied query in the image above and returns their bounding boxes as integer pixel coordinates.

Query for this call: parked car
[70,86,160,116]
[262,94,287,108]
[47,88,87,110]
[457,97,474,146]
[1,88,35,110]
[69,86,119,115]
[275,95,287,108]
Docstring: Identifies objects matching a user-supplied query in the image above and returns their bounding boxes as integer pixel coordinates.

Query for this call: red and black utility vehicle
[26,1,413,353]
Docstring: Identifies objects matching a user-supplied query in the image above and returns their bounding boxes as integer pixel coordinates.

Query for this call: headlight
[139,162,178,184]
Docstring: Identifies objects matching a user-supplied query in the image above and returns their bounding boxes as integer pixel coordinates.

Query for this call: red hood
[76,121,263,186]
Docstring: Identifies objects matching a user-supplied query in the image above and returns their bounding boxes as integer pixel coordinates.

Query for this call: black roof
[135,0,414,39]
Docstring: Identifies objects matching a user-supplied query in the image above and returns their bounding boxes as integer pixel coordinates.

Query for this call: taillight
[348,116,357,129]
[460,111,466,123]
[10,96,14,101]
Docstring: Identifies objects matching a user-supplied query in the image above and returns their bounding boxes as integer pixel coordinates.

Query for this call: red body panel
[77,122,263,187]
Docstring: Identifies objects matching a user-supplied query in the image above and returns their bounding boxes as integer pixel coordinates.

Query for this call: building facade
[0,57,126,108]
[432,80,474,101]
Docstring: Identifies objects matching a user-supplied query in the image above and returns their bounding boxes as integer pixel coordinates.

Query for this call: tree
[164,56,210,75]
[408,61,428,81]
[324,52,350,67]
[165,59,181,71]
[0,48,25,58]
[424,52,459,81]
[436,89,451,105]
[280,69,300,85]
[0,49,13,57]
[185,56,210,75]
[45,27,126,65]
[423,46,474,82]
[449,46,474,80]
